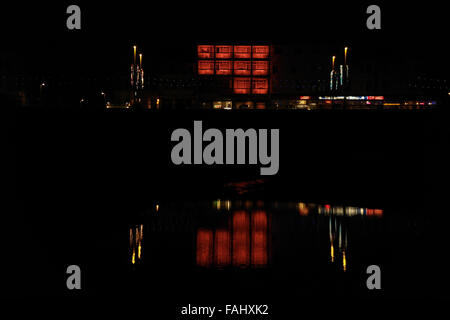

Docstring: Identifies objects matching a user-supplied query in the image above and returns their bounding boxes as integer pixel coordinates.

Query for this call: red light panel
[234,46,251,59]
[215,60,232,75]
[251,211,268,267]
[234,61,251,75]
[215,45,233,59]
[198,60,214,75]
[198,45,214,59]
[252,61,269,76]
[232,211,250,267]
[252,46,269,59]
[196,229,213,267]
[214,229,231,267]
[252,78,269,94]
[233,78,251,94]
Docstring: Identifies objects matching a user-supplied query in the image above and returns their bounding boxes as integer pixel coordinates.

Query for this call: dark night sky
[1,1,449,78]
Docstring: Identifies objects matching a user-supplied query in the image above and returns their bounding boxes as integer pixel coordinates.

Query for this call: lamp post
[39,82,46,102]
[101,91,106,107]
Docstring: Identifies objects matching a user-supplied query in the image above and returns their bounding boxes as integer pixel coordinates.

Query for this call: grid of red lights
[197,45,270,94]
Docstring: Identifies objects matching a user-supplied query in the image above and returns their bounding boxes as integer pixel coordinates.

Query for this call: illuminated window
[234,78,251,94]
[234,46,251,59]
[198,60,214,75]
[252,61,269,76]
[215,60,232,75]
[234,61,251,75]
[252,78,269,94]
[252,46,269,59]
[198,45,214,59]
[215,45,233,59]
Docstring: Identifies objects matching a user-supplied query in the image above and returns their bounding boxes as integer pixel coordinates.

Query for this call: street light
[101,92,106,107]
[39,82,46,102]
[344,47,348,66]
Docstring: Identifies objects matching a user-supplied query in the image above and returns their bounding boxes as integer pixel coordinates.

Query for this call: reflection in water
[129,200,383,274]
[329,215,348,271]
[214,229,231,267]
[129,224,144,265]
[196,210,269,268]
[196,229,213,267]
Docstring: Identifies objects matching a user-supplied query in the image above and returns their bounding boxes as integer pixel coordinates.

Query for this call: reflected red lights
[215,45,233,59]
[198,45,214,59]
[234,46,251,59]
[251,211,268,267]
[234,61,251,75]
[196,229,213,267]
[366,209,383,217]
[234,78,251,94]
[368,96,384,100]
[196,210,269,268]
[252,45,270,59]
[233,211,250,267]
[198,60,214,75]
[215,61,232,75]
[252,61,269,76]
[214,229,231,266]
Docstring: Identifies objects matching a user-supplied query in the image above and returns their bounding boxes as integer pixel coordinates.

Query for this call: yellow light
[342,251,347,271]
[132,248,135,265]
[139,53,142,68]
[138,243,141,259]
[331,244,335,262]
[344,47,348,65]
[332,56,336,70]
[156,204,159,212]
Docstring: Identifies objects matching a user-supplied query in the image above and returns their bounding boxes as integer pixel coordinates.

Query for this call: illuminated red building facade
[197,44,271,109]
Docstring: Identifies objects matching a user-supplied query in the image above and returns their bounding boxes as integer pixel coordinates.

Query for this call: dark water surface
[10,108,450,303]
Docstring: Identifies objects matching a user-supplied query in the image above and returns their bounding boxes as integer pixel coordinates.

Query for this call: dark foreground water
[9,108,450,305]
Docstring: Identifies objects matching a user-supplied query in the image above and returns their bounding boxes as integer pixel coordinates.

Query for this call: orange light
[214,229,231,267]
[234,60,251,75]
[198,45,214,59]
[196,229,213,267]
[198,60,214,75]
[233,78,251,94]
[252,61,269,76]
[252,45,269,59]
[215,60,232,75]
[232,211,250,267]
[234,45,251,59]
[252,78,269,94]
[251,211,268,267]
